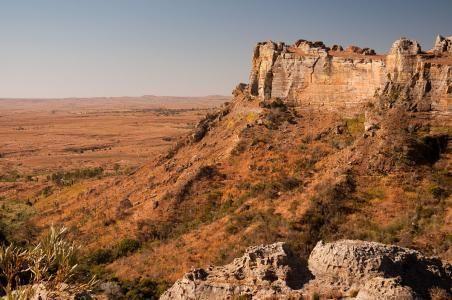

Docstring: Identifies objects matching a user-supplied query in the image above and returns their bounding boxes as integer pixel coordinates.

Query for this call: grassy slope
[20,89,451,284]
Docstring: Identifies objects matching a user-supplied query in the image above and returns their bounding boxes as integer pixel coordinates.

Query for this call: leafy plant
[0,226,97,298]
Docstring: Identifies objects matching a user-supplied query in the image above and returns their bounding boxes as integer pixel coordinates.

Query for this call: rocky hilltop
[162,240,451,299]
[249,36,451,114]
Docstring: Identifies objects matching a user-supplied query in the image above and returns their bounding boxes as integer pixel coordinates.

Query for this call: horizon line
[0,94,232,101]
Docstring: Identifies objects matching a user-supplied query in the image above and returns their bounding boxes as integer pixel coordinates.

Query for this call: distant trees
[49,167,104,186]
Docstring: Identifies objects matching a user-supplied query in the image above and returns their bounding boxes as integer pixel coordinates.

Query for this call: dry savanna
[1,35,451,300]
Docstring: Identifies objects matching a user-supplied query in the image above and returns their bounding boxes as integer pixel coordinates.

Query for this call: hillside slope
[32,36,451,293]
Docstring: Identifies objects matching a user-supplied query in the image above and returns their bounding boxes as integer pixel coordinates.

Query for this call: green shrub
[136,220,173,242]
[120,278,169,300]
[113,239,140,258]
[288,172,356,257]
[41,186,53,197]
[87,239,141,266]
[51,167,104,186]
[87,248,114,265]
[231,139,248,156]
[345,114,365,136]
[0,171,21,183]
[295,157,318,172]
[430,186,447,200]
[225,224,240,235]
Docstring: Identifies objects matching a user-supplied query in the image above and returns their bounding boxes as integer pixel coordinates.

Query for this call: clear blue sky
[0,0,451,98]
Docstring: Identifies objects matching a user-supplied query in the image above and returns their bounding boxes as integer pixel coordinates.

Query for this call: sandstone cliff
[162,240,452,299]
[249,36,452,114]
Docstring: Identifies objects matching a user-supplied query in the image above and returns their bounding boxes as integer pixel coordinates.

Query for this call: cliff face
[249,37,452,114]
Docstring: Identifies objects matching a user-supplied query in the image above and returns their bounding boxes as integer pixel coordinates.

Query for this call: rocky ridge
[249,36,451,114]
[162,240,451,299]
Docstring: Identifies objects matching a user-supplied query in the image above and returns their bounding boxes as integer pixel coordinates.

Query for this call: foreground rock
[308,240,451,299]
[160,242,307,299]
[161,240,451,299]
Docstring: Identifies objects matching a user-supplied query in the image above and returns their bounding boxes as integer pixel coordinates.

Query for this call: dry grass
[1,91,450,289]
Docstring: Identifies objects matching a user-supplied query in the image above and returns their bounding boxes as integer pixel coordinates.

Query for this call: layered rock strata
[249,36,452,114]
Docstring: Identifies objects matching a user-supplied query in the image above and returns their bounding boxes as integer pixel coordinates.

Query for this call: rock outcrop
[249,40,386,112]
[162,240,452,299]
[384,37,451,112]
[249,36,452,114]
[160,242,307,300]
[434,35,452,54]
[308,240,452,299]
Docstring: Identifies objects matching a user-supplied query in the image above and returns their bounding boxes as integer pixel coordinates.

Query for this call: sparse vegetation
[87,238,141,265]
[288,172,356,256]
[1,85,449,298]
[0,199,37,245]
[0,171,21,183]
[260,99,296,129]
[344,114,365,136]
[49,167,104,186]
[117,278,169,299]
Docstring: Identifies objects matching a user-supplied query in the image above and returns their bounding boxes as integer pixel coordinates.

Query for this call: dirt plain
[0,96,228,176]
[0,95,228,241]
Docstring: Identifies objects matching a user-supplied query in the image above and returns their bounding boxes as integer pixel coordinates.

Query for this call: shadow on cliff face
[282,243,313,289]
[0,230,6,246]
[379,252,452,298]
[407,134,449,165]
[287,171,357,259]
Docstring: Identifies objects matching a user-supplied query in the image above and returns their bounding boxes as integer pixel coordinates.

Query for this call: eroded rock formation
[249,40,386,112]
[160,242,306,300]
[308,240,451,299]
[434,35,452,54]
[249,36,451,114]
[162,240,452,299]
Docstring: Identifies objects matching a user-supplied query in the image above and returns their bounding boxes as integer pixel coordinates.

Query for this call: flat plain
[0,96,227,176]
[0,96,227,240]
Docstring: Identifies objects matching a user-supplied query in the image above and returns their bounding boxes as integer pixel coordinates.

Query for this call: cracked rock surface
[161,240,451,299]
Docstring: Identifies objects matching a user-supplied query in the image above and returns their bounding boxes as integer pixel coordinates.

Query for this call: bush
[88,248,114,265]
[248,177,300,199]
[345,114,365,136]
[40,186,53,197]
[120,278,169,300]
[113,239,140,258]
[0,171,21,183]
[0,226,97,298]
[231,139,248,156]
[136,220,173,242]
[430,186,448,200]
[87,239,141,266]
